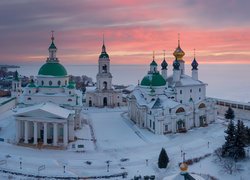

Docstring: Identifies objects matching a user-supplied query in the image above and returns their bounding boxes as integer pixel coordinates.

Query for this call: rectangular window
[153,122,155,130]
[180,90,182,94]
[190,89,192,93]
[150,120,152,127]
[180,100,182,103]
[238,105,243,109]
[231,104,237,108]
[165,125,168,131]
[199,88,201,92]
[244,106,250,110]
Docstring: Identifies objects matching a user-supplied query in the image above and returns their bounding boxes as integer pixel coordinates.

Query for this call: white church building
[86,39,123,107]
[128,40,216,135]
[13,32,82,147]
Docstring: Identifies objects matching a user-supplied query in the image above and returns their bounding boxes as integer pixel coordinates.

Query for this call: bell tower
[96,35,113,91]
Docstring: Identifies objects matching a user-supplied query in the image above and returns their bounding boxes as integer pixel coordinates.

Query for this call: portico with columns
[15,102,74,147]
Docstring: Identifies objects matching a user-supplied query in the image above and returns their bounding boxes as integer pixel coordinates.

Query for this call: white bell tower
[96,36,113,91]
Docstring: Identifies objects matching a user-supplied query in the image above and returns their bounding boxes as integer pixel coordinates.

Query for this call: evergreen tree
[158,148,169,168]
[233,120,246,161]
[222,120,235,157]
[224,107,235,121]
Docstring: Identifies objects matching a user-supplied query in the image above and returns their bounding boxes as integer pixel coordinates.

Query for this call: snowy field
[0,107,249,179]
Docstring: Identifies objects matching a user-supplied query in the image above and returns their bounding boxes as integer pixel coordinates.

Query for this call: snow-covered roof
[85,86,96,92]
[167,74,206,87]
[131,87,180,109]
[15,102,73,119]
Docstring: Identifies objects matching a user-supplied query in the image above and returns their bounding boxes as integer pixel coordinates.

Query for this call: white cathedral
[86,39,123,107]
[128,40,217,135]
[13,33,82,147]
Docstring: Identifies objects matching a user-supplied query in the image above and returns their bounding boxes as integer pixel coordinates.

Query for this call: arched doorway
[103,97,108,106]
[89,100,92,107]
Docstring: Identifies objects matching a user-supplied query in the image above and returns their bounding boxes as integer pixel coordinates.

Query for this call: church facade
[86,40,123,107]
[13,33,82,147]
[128,40,216,134]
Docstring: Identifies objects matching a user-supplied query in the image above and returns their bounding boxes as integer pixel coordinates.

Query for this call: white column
[63,123,68,146]
[33,122,38,144]
[15,120,20,143]
[53,123,58,146]
[43,122,47,145]
[24,121,28,143]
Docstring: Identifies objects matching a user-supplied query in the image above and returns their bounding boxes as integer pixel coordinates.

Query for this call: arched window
[103,82,107,90]
[41,80,44,86]
[27,97,31,100]
[57,81,61,86]
[49,81,52,86]
[198,103,206,109]
[69,91,71,95]
[176,107,185,113]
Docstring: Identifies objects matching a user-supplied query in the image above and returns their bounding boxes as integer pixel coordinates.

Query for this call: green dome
[67,81,75,89]
[150,60,157,66]
[141,72,166,87]
[38,62,67,76]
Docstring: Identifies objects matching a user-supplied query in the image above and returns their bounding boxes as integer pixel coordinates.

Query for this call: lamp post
[19,157,22,170]
[106,160,111,172]
[189,97,196,127]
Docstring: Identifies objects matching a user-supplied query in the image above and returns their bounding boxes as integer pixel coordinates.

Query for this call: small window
[27,97,31,100]
[68,99,72,102]
[153,122,155,130]
[190,89,192,93]
[165,125,168,131]
[199,88,201,92]
[49,81,52,86]
[41,81,44,86]
[180,100,182,103]
[29,90,31,94]
[69,91,71,95]
[65,80,67,85]
[150,120,152,127]
[57,81,61,86]
[180,90,182,94]
[117,96,119,99]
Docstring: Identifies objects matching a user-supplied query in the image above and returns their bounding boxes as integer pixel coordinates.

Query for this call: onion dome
[13,71,19,81]
[161,59,168,70]
[173,35,185,60]
[141,72,166,87]
[67,81,76,89]
[49,31,57,50]
[99,35,109,59]
[27,79,36,88]
[191,58,198,70]
[173,58,180,70]
[150,59,157,66]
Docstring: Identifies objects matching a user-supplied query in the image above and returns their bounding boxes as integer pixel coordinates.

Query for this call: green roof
[49,41,57,49]
[99,52,109,58]
[141,72,166,87]
[38,62,67,76]
[150,60,157,66]
[67,81,75,89]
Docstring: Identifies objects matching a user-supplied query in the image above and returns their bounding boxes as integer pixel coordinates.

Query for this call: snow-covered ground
[0,107,249,179]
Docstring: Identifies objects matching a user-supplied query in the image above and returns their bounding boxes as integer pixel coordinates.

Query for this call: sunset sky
[0,0,250,65]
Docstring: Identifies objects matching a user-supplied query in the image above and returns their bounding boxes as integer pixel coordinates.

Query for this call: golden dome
[173,35,185,60]
[179,162,188,172]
